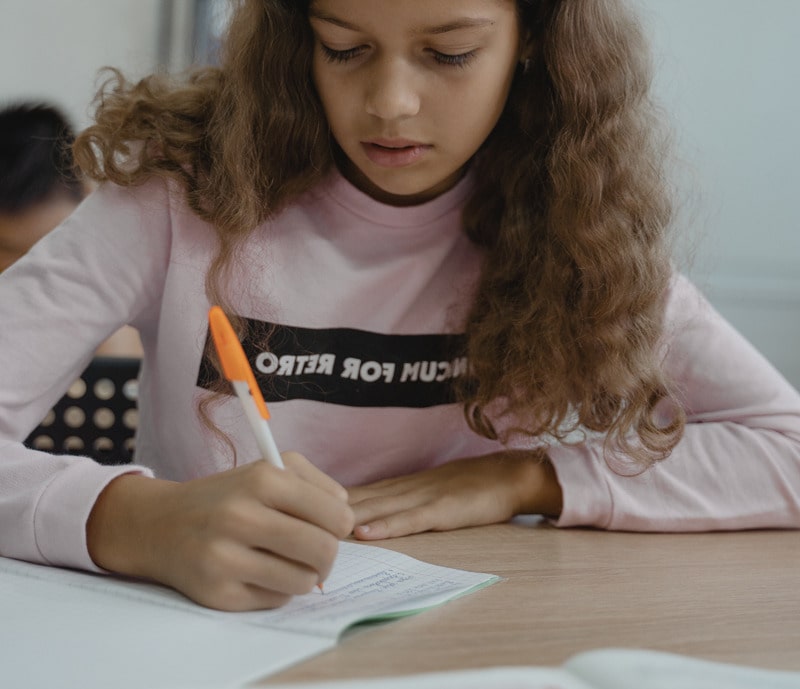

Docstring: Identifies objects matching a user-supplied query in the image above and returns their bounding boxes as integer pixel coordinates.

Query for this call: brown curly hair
[73,0,684,466]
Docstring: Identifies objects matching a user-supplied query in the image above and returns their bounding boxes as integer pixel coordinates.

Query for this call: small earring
[522,58,531,74]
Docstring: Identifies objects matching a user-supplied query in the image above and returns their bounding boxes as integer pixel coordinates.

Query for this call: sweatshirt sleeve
[548,273,800,531]
[0,180,173,570]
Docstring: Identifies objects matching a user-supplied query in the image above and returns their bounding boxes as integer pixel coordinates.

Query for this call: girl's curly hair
[73,0,684,466]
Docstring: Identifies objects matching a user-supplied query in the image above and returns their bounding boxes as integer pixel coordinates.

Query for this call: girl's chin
[352,169,466,207]
[335,148,466,206]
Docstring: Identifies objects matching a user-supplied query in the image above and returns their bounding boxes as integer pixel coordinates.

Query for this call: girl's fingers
[233,504,342,583]
[353,509,429,540]
[185,540,304,611]
[347,479,407,507]
[218,541,333,611]
[282,451,349,501]
[236,544,322,596]
[348,454,544,541]
[351,488,464,540]
[349,491,422,527]
[352,496,466,540]
[242,460,355,539]
[353,492,503,541]
[196,582,293,613]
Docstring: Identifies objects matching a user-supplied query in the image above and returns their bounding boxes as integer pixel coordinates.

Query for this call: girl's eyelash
[321,45,365,64]
[320,44,477,68]
[432,50,477,68]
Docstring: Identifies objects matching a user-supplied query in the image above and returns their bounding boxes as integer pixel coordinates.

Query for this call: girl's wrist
[512,451,563,518]
[86,473,173,579]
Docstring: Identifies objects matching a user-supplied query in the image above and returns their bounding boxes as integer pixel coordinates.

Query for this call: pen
[208,306,284,469]
[208,306,324,593]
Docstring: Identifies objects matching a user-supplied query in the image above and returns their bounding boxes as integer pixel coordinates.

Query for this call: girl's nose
[364,59,421,121]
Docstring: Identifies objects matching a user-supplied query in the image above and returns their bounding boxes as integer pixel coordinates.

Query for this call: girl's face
[309,0,522,206]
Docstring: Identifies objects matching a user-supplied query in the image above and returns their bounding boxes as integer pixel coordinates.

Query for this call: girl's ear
[518,45,534,74]
[518,29,535,73]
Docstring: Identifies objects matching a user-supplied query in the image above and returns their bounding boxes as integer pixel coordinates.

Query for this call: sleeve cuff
[33,460,154,572]
[546,442,615,529]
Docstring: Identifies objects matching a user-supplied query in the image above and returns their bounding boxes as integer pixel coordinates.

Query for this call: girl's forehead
[307,0,518,15]
[306,0,519,28]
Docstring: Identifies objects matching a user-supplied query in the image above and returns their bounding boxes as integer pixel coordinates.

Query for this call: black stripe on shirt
[197,318,468,408]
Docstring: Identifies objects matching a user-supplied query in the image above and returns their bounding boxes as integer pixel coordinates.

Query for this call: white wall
[2,1,799,388]
[637,0,800,388]
[0,1,162,129]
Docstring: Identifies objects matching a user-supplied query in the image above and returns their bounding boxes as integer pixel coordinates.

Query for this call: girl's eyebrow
[421,18,495,35]
[308,10,494,36]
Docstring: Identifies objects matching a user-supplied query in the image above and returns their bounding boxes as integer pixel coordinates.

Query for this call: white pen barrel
[256,417,284,469]
[231,380,285,468]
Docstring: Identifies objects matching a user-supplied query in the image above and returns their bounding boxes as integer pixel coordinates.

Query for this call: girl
[1,0,798,612]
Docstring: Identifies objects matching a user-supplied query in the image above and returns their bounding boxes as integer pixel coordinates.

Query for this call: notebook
[1,541,498,689]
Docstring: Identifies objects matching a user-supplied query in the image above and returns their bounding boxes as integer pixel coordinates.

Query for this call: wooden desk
[261,520,800,684]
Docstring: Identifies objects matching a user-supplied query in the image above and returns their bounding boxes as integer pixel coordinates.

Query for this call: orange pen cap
[208,306,271,420]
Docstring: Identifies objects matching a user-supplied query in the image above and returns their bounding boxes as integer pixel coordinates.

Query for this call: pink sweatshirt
[1,172,799,574]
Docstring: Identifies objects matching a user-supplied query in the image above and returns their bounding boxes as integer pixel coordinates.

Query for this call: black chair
[25,357,140,465]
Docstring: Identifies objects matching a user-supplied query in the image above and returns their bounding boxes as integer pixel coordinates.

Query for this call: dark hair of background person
[0,102,84,214]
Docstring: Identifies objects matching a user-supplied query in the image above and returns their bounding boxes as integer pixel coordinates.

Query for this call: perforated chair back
[25,357,140,465]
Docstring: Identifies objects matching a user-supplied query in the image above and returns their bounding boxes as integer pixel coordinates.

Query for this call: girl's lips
[361,141,432,168]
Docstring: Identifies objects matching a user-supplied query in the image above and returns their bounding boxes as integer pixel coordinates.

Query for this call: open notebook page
[1,540,498,689]
[235,540,499,637]
[262,649,800,689]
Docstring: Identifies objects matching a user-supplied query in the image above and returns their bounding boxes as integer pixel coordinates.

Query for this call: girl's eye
[320,45,365,64]
[432,50,477,68]
[319,44,477,68]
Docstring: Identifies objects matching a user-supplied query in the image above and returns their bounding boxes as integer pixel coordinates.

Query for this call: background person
[0,101,142,356]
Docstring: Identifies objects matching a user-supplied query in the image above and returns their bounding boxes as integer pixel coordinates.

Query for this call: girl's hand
[348,450,563,540]
[87,452,355,611]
